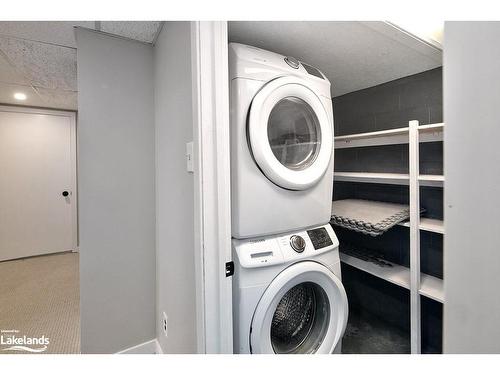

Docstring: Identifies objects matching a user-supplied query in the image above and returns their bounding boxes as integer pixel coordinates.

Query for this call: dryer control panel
[232,224,339,269]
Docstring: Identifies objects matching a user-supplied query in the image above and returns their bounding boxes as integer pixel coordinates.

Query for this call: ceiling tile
[228,21,442,97]
[0,21,94,48]
[33,86,77,110]
[0,35,77,92]
[0,50,30,86]
[100,21,162,43]
[0,21,162,110]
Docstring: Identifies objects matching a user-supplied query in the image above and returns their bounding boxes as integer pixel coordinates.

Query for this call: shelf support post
[409,120,421,353]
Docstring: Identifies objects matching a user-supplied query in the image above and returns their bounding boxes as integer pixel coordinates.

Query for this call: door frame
[191,21,233,353]
[0,105,78,253]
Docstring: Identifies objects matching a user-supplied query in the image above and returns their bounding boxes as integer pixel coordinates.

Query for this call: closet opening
[228,21,443,354]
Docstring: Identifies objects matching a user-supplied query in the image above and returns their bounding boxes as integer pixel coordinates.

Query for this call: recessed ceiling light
[13,92,27,101]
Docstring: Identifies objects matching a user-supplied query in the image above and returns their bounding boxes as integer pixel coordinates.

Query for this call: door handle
[62,191,69,197]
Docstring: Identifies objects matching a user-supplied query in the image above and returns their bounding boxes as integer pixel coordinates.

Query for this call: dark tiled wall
[342,264,410,334]
[421,231,443,278]
[333,67,442,136]
[333,67,443,176]
[336,225,410,267]
[333,182,444,220]
[335,143,443,175]
[421,297,443,353]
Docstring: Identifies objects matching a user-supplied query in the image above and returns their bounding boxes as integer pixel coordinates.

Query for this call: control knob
[290,235,306,253]
[284,56,300,69]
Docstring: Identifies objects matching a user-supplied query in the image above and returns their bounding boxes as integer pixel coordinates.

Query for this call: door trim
[191,21,233,353]
[0,105,78,253]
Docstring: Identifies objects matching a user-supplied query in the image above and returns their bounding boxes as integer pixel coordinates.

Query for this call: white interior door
[0,106,77,262]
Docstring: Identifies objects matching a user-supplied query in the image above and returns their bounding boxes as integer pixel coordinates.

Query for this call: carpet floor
[0,252,80,354]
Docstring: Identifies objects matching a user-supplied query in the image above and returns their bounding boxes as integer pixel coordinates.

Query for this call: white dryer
[229,43,335,239]
[232,224,348,354]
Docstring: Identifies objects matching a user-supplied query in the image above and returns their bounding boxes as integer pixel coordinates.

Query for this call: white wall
[76,28,156,353]
[444,21,500,353]
[154,22,197,353]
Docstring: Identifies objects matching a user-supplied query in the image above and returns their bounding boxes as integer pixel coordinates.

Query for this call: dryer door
[250,261,348,354]
[248,76,333,191]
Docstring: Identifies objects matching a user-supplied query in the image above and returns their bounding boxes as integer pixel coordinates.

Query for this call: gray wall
[334,67,443,176]
[76,29,156,353]
[154,22,197,353]
[444,22,500,353]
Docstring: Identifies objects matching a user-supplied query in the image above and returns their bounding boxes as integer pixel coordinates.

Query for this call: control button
[284,56,300,69]
[290,235,306,253]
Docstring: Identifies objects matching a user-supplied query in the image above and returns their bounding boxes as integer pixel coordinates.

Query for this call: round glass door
[248,76,333,190]
[249,262,348,354]
[267,97,321,171]
[270,282,330,354]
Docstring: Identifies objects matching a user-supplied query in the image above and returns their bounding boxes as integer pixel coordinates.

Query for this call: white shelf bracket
[409,120,421,354]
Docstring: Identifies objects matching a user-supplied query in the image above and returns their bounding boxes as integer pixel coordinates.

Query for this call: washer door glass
[250,261,348,354]
[267,97,321,171]
[271,282,330,354]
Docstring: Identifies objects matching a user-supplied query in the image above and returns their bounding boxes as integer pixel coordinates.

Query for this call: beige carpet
[0,252,80,354]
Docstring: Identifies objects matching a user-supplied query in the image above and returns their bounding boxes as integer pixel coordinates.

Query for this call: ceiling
[0,21,442,111]
[228,21,442,97]
[0,21,162,110]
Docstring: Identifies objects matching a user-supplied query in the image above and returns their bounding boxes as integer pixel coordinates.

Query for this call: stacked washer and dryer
[229,43,349,354]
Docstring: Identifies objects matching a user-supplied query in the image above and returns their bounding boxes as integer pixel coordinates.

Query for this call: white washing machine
[232,224,348,354]
[229,43,335,239]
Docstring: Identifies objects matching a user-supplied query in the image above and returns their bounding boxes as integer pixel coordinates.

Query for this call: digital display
[302,63,324,80]
[307,228,333,250]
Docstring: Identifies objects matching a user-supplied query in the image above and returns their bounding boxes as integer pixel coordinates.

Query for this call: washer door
[248,76,333,190]
[250,261,348,354]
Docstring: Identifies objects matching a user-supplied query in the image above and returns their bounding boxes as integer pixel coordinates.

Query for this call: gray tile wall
[421,296,443,353]
[333,67,442,136]
[334,67,443,177]
[342,264,410,334]
[335,143,443,175]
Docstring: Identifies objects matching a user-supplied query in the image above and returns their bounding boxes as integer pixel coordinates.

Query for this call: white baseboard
[155,340,164,354]
[116,339,159,354]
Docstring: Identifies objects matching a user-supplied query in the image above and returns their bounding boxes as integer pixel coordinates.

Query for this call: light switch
[186,141,194,173]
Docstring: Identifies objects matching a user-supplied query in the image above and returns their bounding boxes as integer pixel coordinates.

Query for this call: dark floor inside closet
[341,264,411,354]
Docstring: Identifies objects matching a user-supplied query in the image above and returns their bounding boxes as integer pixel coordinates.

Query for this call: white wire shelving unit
[340,253,444,303]
[333,120,444,354]
[333,172,444,187]
[399,217,444,234]
[334,122,444,149]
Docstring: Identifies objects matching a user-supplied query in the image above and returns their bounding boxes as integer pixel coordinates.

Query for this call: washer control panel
[307,227,334,250]
[233,224,339,268]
